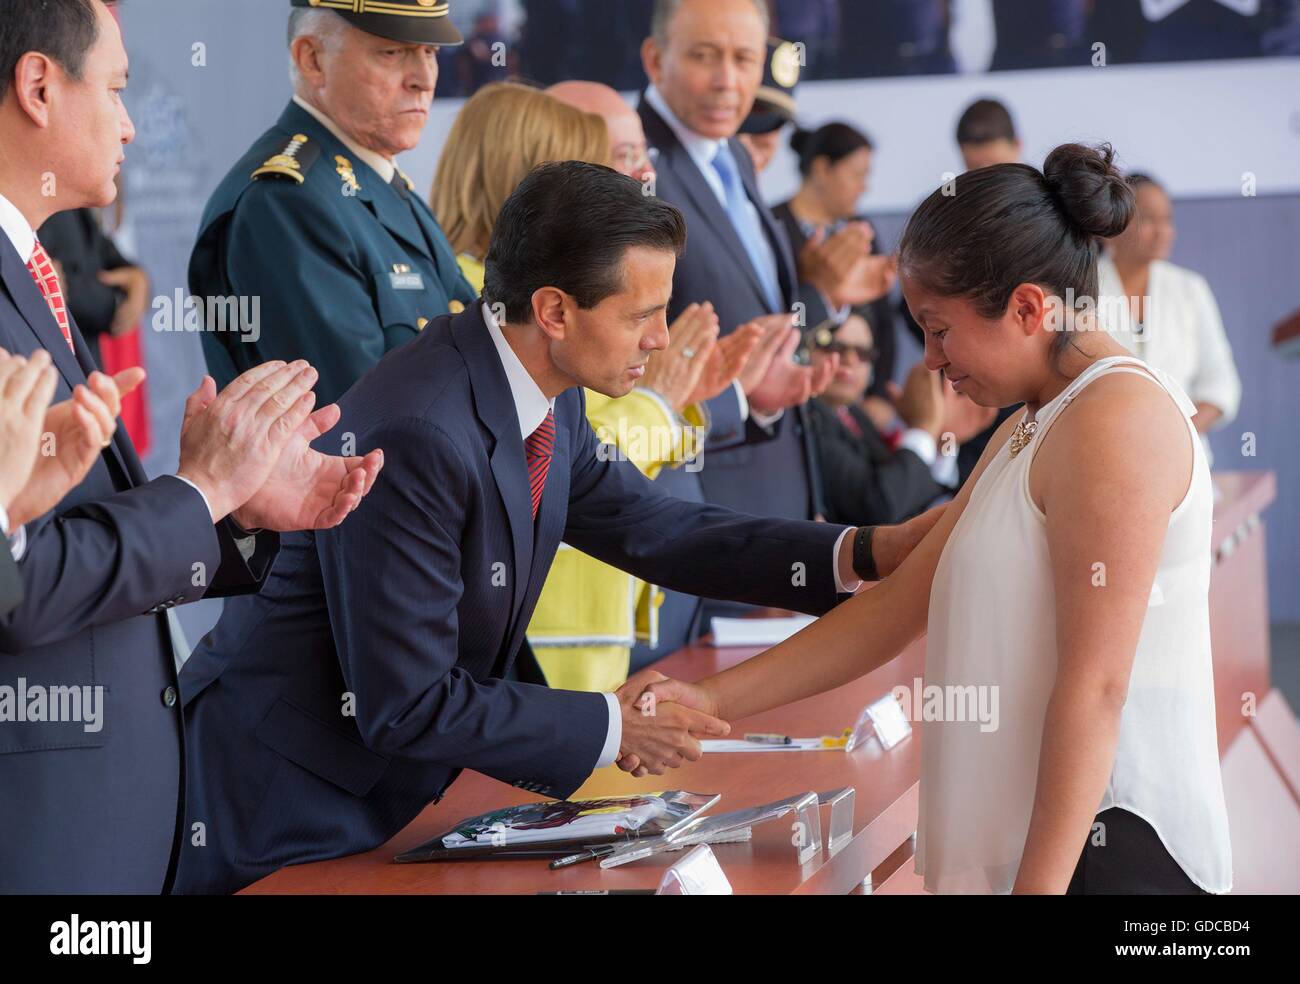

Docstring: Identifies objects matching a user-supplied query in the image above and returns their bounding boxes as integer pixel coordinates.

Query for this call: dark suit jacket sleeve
[562,394,847,615]
[0,476,223,651]
[0,548,21,618]
[810,401,942,526]
[224,186,388,407]
[314,417,608,795]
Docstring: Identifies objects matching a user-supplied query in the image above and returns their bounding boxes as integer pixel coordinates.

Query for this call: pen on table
[744,733,792,745]
[549,844,617,869]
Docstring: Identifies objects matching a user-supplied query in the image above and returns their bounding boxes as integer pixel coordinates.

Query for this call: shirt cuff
[898,427,938,466]
[931,449,960,488]
[169,474,216,523]
[594,691,623,769]
[732,380,749,422]
[9,523,26,563]
[832,526,861,593]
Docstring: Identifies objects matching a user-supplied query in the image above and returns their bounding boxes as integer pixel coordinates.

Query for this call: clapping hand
[639,302,720,410]
[176,361,383,531]
[686,320,761,406]
[0,350,134,528]
[747,322,839,415]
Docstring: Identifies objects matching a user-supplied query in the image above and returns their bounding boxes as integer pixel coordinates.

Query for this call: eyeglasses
[814,340,879,364]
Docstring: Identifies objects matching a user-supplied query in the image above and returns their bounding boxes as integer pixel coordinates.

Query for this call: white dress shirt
[482,302,861,772]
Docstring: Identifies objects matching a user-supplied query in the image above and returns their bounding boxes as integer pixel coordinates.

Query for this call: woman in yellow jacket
[431,83,755,691]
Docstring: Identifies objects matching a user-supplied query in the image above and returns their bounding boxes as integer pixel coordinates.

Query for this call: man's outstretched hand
[613,670,727,777]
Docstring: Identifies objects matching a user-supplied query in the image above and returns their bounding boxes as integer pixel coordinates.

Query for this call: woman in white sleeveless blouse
[631,144,1232,894]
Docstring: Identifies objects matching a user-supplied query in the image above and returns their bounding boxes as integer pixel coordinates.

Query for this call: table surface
[243,470,1277,895]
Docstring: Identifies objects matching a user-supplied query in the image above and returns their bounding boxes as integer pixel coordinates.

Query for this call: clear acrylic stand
[846,692,913,753]
[655,844,733,895]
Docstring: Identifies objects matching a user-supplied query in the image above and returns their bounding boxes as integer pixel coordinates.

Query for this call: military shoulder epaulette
[251,133,320,184]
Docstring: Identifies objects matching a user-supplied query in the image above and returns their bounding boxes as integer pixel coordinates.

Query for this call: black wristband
[852,525,880,582]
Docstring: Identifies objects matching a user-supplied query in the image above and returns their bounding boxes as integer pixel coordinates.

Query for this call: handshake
[612,668,726,778]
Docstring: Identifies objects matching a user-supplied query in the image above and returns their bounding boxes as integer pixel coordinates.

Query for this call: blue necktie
[710,142,783,313]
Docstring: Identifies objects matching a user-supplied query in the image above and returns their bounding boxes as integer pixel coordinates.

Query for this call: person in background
[807,312,993,526]
[433,81,758,691]
[956,97,1022,171]
[635,0,845,665]
[1099,173,1241,437]
[735,39,800,176]
[455,11,513,97]
[773,120,898,430]
[548,79,654,184]
[37,207,147,370]
[189,0,476,406]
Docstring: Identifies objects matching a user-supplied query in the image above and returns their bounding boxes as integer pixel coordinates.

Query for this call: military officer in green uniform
[189,0,476,405]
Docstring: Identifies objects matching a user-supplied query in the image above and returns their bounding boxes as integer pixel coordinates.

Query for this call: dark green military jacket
[189,100,476,405]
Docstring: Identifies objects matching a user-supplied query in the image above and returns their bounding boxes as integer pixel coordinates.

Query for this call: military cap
[290,0,463,46]
[740,38,801,135]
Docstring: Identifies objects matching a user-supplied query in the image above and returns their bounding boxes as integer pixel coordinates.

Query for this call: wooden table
[244,629,926,894]
[244,470,1276,895]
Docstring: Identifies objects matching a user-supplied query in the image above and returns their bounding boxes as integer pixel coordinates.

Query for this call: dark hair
[484,161,688,324]
[955,98,1017,146]
[790,122,873,177]
[1125,171,1161,192]
[0,0,105,103]
[898,143,1134,361]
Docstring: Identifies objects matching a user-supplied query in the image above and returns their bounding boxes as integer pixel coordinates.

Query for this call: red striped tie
[524,409,555,519]
[26,241,74,352]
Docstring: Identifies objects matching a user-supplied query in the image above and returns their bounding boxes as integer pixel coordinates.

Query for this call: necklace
[1008,417,1038,458]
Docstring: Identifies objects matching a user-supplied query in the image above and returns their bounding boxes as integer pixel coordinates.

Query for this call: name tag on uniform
[389,270,425,291]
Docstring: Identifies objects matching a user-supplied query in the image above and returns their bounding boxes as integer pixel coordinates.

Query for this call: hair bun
[1042,143,1134,240]
[788,126,811,157]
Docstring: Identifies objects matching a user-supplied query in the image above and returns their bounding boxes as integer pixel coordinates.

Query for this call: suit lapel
[451,308,534,631]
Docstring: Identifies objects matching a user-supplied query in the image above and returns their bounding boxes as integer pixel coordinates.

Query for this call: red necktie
[524,409,555,519]
[836,404,865,440]
[26,241,74,353]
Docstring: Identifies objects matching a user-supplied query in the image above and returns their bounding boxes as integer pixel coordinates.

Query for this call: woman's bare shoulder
[1039,370,1193,510]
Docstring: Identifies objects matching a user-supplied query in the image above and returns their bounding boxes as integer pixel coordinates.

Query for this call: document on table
[700,739,826,753]
[707,614,815,648]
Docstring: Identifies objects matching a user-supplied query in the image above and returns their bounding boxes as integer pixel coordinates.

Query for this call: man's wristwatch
[852,525,880,582]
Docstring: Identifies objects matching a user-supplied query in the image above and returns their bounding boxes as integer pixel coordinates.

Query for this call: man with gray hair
[630,0,847,665]
[189,0,475,405]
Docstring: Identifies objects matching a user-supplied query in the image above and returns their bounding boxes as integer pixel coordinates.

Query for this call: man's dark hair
[955,98,1017,146]
[0,0,105,103]
[484,161,688,324]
